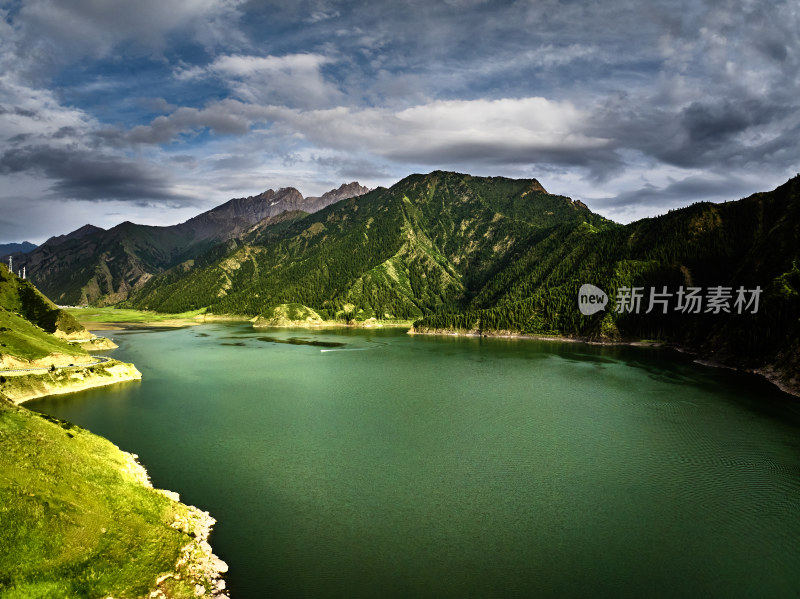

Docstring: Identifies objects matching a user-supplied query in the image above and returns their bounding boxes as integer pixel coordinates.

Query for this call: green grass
[65,307,206,324]
[0,310,87,362]
[0,400,201,598]
[0,269,85,339]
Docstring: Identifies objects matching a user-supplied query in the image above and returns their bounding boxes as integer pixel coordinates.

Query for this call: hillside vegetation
[120,171,800,393]
[416,177,800,387]
[0,267,90,366]
[0,266,84,339]
[128,172,605,320]
[0,400,223,598]
[14,184,368,307]
[0,267,226,597]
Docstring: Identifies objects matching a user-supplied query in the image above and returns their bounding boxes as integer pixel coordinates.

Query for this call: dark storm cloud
[589,96,797,172]
[382,142,624,177]
[595,174,759,211]
[127,106,251,144]
[12,0,243,62]
[52,126,79,139]
[0,145,185,202]
[8,133,32,143]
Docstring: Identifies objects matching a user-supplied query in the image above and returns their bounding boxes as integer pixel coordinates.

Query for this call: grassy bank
[0,309,88,363]
[67,305,414,330]
[65,307,207,330]
[0,360,142,405]
[0,399,225,598]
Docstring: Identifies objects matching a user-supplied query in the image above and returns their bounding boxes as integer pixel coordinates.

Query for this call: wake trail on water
[320,340,389,353]
[320,347,370,352]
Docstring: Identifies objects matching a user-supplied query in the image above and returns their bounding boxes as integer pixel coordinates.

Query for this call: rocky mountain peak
[44,224,104,246]
[304,182,370,213]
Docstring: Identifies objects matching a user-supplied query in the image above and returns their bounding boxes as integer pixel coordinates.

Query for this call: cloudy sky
[1,0,798,243]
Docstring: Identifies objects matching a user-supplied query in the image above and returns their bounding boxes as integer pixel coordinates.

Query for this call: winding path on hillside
[0,356,113,374]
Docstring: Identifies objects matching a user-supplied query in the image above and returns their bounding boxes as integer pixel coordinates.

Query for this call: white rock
[211,556,229,573]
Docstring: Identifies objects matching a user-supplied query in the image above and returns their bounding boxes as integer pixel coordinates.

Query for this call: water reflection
[257,336,346,348]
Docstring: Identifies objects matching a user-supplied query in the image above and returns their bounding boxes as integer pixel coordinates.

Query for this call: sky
[1,0,798,244]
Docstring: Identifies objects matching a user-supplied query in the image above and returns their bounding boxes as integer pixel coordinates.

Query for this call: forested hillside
[127,172,604,320]
[415,175,800,392]
[124,171,799,393]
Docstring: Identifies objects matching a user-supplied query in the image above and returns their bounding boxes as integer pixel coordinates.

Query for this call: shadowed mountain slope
[15,183,368,306]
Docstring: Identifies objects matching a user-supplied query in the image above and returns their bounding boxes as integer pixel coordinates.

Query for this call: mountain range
[9,171,800,394]
[0,241,36,258]
[10,182,369,306]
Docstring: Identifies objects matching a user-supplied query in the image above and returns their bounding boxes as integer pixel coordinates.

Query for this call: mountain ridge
[127,171,607,318]
[14,182,369,306]
[123,170,799,396]
[10,170,799,395]
[0,241,37,258]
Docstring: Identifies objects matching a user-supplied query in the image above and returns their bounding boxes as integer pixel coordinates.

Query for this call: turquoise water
[28,325,800,598]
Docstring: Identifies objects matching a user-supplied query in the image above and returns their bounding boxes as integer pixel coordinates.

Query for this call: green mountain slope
[0,269,227,598]
[0,265,145,403]
[126,170,799,393]
[128,171,605,320]
[17,184,368,307]
[0,400,213,598]
[0,266,88,363]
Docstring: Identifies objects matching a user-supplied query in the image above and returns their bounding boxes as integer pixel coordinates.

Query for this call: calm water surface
[28,325,800,598]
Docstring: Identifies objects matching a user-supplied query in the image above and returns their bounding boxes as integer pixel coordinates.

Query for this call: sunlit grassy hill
[0,400,206,598]
[0,270,226,598]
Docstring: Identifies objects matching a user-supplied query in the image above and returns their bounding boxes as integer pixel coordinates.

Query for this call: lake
[28,324,800,598]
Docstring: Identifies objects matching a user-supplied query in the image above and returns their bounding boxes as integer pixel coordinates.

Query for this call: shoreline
[2,360,143,405]
[70,307,415,331]
[123,453,229,598]
[1,363,230,597]
[252,319,414,329]
[79,319,204,331]
[408,327,800,399]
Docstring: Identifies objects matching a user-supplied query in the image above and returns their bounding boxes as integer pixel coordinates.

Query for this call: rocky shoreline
[252,317,413,329]
[1,361,230,597]
[122,454,230,598]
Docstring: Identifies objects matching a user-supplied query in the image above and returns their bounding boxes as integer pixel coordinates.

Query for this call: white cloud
[270,97,609,166]
[307,9,341,23]
[394,98,597,150]
[127,96,608,169]
[0,74,96,145]
[211,53,330,77]
[177,53,342,109]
